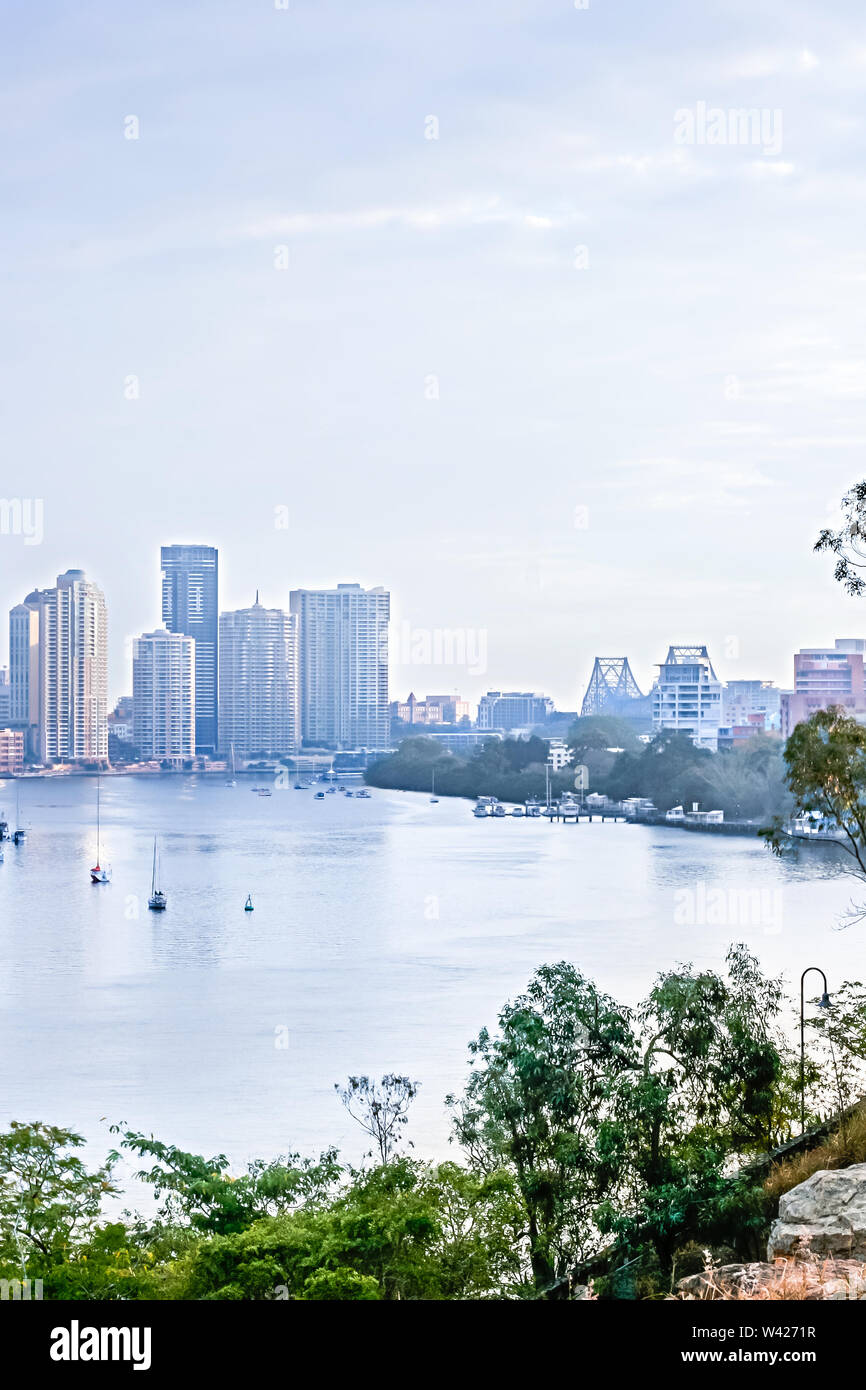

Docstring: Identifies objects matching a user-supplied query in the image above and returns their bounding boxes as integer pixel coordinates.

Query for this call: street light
[800,967,831,1133]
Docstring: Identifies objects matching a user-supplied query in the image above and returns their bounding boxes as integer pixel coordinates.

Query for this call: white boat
[512,806,524,817]
[12,784,27,843]
[473,804,489,818]
[493,804,506,817]
[148,837,167,911]
[90,777,111,883]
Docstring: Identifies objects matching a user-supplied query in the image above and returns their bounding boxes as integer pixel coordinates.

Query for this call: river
[0,775,861,1182]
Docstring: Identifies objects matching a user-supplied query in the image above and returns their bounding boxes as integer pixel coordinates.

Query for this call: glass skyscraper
[160,544,218,753]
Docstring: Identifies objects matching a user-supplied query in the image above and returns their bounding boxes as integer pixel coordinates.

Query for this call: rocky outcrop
[678,1259,866,1301]
[767,1164,866,1261]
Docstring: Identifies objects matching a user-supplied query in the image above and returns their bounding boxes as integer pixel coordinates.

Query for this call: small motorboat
[257,788,273,797]
[473,804,489,818]
[512,806,525,817]
[493,804,506,817]
[315,791,325,799]
[244,894,254,912]
[294,783,304,790]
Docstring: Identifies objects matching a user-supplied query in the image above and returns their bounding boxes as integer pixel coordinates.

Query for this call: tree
[184,1157,525,1300]
[109,1128,341,1235]
[447,962,637,1292]
[335,1075,419,1164]
[761,706,866,920]
[0,1122,118,1277]
[815,480,866,594]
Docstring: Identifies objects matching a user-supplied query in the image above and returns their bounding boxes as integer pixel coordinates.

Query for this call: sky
[2,0,866,708]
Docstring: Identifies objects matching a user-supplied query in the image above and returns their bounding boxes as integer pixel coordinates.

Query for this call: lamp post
[800,967,831,1133]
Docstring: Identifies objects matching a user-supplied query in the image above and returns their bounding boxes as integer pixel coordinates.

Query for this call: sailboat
[430,770,439,804]
[244,894,254,912]
[12,783,26,844]
[90,776,110,882]
[148,837,167,911]
[226,743,237,788]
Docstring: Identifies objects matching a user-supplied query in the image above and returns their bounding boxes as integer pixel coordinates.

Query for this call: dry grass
[677,1245,866,1301]
[764,1103,866,1203]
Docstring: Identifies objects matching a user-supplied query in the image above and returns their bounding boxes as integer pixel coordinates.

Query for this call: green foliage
[365,736,575,802]
[447,962,638,1289]
[184,1158,525,1300]
[815,479,866,596]
[109,1127,341,1235]
[762,708,866,903]
[0,1121,118,1271]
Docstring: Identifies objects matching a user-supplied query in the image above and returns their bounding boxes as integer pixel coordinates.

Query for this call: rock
[768,1164,866,1262]
[678,1259,866,1301]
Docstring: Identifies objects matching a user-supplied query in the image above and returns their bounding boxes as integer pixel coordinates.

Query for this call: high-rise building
[133,628,195,762]
[35,570,108,763]
[290,584,390,750]
[161,545,218,753]
[651,645,723,750]
[219,598,299,757]
[780,642,866,737]
[0,668,10,725]
[9,591,43,753]
[476,691,556,731]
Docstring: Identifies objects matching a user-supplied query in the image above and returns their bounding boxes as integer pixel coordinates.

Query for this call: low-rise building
[477,691,555,731]
[0,727,24,775]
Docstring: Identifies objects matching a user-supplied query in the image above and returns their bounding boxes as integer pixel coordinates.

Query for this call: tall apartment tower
[9,590,43,754]
[160,545,218,753]
[218,598,299,757]
[133,628,196,761]
[289,583,390,749]
[651,644,723,751]
[36,570,108,763]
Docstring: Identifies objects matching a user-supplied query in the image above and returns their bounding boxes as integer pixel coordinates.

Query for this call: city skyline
[5,2,866,713]
[6,538,866,716]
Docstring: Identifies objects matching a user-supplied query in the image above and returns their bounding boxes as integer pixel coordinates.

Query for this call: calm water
[0,776,862,1183]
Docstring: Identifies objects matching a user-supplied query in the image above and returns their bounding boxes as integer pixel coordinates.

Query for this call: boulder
[768,1164,866,1262]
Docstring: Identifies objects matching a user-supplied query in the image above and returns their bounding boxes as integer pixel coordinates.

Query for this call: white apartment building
[219,599,299,757]
[133,628,195,761]
[651,645,723,751]
[35,570,108,763]
[289,584,390,750]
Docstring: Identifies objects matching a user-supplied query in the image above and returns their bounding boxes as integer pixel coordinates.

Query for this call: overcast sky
[3,0,866,707]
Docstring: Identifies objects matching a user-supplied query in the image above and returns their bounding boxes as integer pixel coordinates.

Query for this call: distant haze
[3,1,866,706]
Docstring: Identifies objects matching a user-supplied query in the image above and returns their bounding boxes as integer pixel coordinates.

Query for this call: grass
[763,1102,866,1203]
